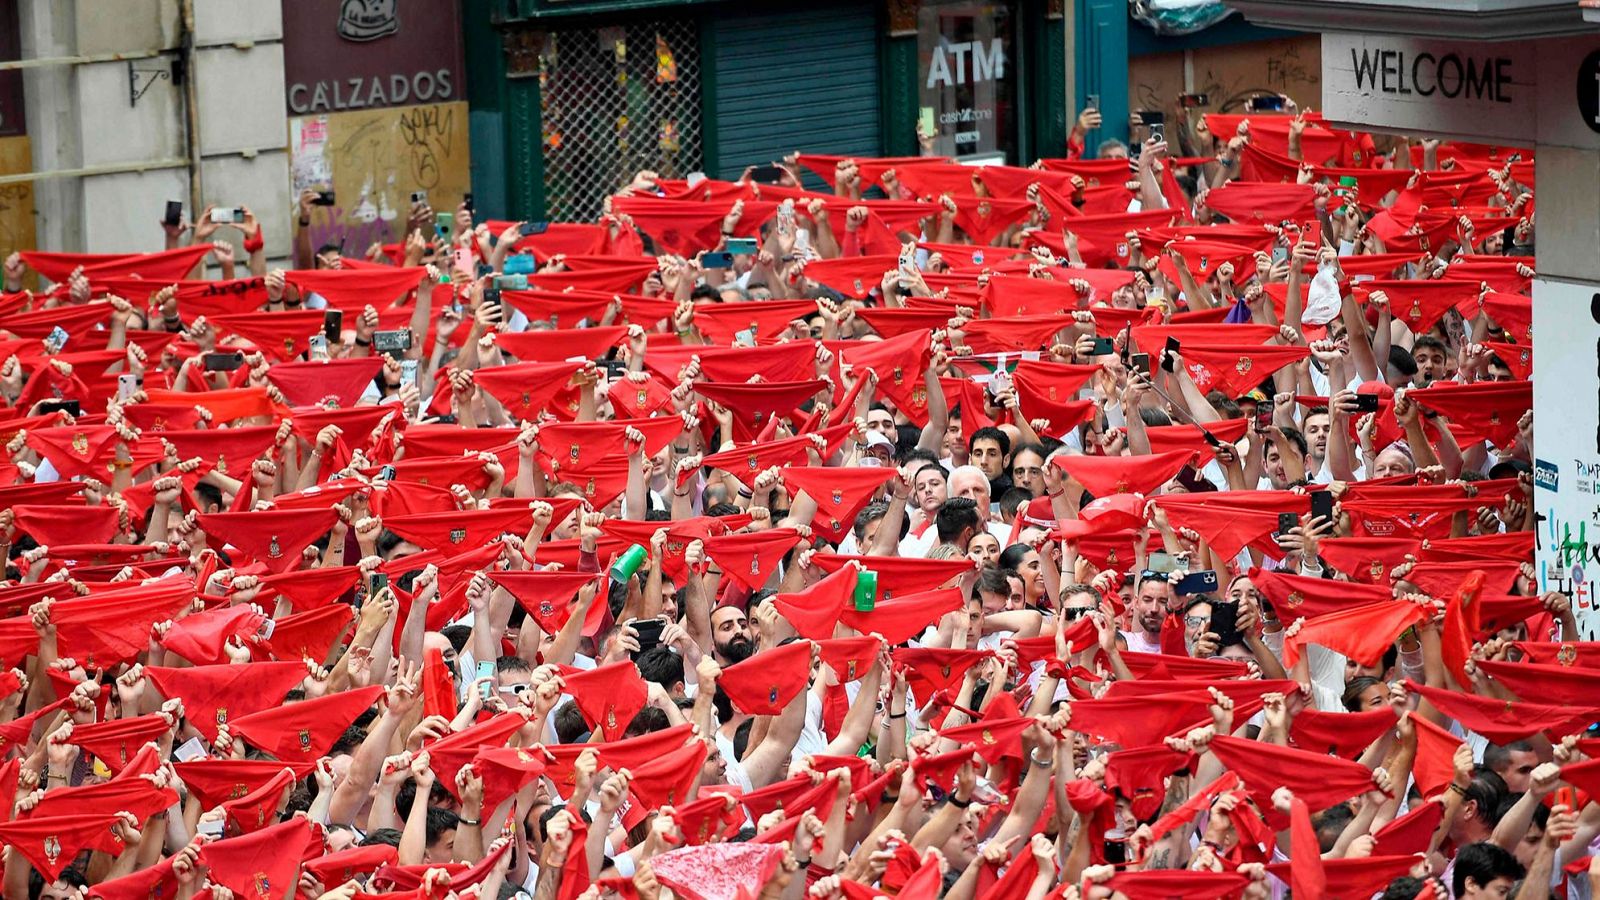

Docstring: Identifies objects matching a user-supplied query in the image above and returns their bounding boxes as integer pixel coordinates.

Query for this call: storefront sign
[1323,33,1535,142]
[283,0,464,115]
[918,1,1015,159]
[1532,276,1600,640]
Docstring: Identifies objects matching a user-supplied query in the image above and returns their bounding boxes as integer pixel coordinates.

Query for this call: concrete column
[18,0,84,254]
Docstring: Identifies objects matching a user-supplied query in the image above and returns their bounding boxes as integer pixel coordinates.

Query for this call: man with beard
[1121,572,1174,653]
[710,604,755,665]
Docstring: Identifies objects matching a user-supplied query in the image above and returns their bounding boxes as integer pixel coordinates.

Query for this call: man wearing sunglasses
[1121,571,1175,654]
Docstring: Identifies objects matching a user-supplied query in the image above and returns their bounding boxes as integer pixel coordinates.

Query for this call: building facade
[465,0,1071,222]
[1,0,472,269]
[1227,0,1600,636]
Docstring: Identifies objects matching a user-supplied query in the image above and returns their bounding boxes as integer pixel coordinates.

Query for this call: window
[917,1,1016,161]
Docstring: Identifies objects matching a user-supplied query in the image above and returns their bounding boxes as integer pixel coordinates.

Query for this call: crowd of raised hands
[0,93,1583,900]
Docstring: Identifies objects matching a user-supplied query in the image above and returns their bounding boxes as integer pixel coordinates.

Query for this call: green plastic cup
[610,543,648,582]
[854,568,878,612]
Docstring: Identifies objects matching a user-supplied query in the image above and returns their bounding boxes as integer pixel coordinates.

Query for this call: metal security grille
[538,20,702,222]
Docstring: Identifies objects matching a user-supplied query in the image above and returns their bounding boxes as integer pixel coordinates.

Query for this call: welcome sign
[1323,33,1536,143]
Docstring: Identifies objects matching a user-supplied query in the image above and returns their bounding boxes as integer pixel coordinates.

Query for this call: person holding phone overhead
[0,99,1570,900]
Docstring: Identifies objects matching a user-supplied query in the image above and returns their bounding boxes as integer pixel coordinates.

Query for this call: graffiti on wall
[0,135,37,285]
[1129,36,1323,118]
[289,101,470,256]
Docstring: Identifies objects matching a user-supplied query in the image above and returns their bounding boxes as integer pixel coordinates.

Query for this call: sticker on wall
[599,27,625,62]
[656,33,678,84]
[659,119,680,153]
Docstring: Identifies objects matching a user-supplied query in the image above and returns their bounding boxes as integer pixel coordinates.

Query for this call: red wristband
[243,228,265,254]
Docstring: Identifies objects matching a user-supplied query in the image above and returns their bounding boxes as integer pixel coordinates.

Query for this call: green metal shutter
[707,3,881,182]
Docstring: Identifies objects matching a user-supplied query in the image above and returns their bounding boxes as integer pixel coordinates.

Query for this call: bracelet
[1448,782,1467,796]
[354,336,372,347]
[672,445,690,454]
[459,816,481,827]
[298,218,311,227]
[887,711,905,720]
[948,796,971,809]
[46,771,68,781]
[737,487,753,499]
[673,489,691,497]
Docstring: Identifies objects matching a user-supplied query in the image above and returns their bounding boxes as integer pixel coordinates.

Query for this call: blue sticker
[1535,459,1560,492]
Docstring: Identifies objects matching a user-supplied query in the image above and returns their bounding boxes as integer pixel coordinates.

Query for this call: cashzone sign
[1323,33,1536,143]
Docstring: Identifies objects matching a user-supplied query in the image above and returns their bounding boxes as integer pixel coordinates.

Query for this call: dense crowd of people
[0,97,1582,900]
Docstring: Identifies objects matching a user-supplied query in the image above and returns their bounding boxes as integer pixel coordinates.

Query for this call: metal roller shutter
[708,3,882,182]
